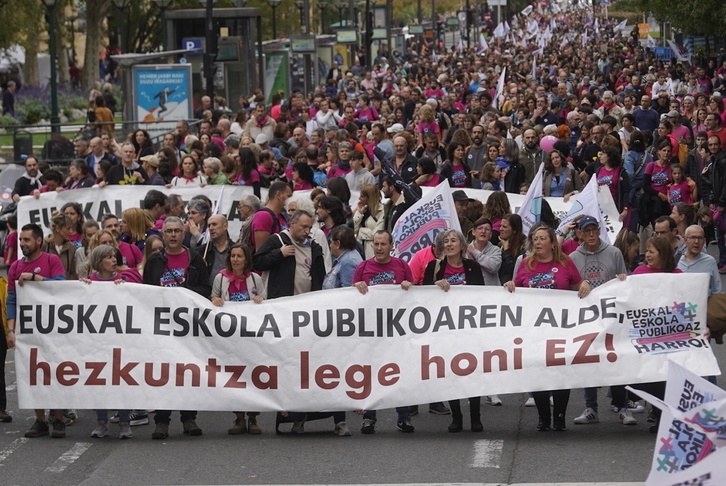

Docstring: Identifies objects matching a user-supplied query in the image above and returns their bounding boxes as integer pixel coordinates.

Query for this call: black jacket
[503,160,526,194]
[252,231,325,299]
[143,247,211,298]
[423,258,485,286]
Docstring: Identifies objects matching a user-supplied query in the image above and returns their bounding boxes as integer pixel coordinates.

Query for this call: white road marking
[45,442,92,473]
[0,437,28,464]
[470,439,504,468]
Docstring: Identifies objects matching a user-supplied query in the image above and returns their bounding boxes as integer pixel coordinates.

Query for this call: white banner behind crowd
[17,184,622,245]
[16,274,718,411]
[16,185,258,238]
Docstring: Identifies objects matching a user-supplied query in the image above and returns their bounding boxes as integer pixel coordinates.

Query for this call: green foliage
[0,113,20,127]
[635,0,726,36]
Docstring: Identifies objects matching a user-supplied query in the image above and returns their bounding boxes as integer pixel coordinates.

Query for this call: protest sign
[637,362,726,485]
[16,274,718,412]
[392,181,461,261]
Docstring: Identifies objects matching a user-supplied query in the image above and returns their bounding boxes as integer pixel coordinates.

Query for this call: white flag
[517,162,545,237]
[479,34,488,52]
[521,5,533,16]
[560,36,569,49]
[582,30,588,47]
[504,21,511,34]
[493,66,506,110]
[614,19,627,32]
[392,181,461,261]
[594,18,599,35]
[556,176,609,243]
[457,38,463,52]
[493,22,505,38]
[647,34,656,48]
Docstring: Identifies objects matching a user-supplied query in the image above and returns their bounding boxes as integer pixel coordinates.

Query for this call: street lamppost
[42,0,60,134]
[294,0,305,30]
[318,0,329,34]
[153,0,173,51]
[335,0,347,27]
[111,0,132,53]
[199,0,219,98]
[266,0,282,39]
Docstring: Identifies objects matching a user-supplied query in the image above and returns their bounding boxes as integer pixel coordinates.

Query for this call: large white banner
[392,181,461,262]
[15,274,718,411]
[16,185,257,238]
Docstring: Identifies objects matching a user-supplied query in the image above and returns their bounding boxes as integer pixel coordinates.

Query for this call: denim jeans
[363,407,411,423]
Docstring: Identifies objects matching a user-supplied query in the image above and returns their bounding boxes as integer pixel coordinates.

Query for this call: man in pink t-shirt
[250,181,291,251]
[352,230,415,434]
[6,224,66,437]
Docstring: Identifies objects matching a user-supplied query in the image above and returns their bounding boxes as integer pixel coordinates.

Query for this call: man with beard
[518,129,543,184]
[392,136,417,185]
[12,156,43,202]
[465,124,488,178]
[6,224,66,436]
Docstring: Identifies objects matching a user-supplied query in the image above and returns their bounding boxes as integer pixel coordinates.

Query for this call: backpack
[240,208,279,252]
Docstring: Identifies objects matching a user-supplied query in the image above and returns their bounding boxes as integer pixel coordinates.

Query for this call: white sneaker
[525,397,535,407]
[334,421,352,436]
[573,408,599,424]
[487,395,503,406]
[619,408,637,425]
[91,421,109,438]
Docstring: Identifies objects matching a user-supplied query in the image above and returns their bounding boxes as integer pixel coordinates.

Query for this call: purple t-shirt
[443,262,466,285]
[353,258,413,286]
[514,258,582,290]
[118,241,143,268]
[250,210,287,248]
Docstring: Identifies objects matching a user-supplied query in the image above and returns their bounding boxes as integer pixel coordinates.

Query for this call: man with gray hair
[104,142,148,185]
[252,210,325,299]
[143,216,210,440]
[85,136,117,175]
[224,134,240,158]
[677,225,723,295]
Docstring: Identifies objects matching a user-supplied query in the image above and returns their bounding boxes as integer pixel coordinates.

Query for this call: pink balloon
[540,135,558,152]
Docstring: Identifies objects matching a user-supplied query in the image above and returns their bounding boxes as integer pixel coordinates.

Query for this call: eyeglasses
[476,226,492,232]
[582,228,599,235]
[686,236,705,241]
[164,228,183,235]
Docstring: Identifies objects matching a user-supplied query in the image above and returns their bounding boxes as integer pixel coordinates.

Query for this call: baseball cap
[387,123,404,134]
[667,110,680,118]
[255,133,269,145]
[578,215,599,229]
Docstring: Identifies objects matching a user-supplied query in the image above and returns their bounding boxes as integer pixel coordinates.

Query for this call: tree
[83,0,111,89]
[635,0,726,37]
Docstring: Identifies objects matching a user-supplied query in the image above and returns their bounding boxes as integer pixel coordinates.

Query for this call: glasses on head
[164,228,183,235]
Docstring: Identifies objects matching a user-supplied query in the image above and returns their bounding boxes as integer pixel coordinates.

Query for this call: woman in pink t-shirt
[504,223,591,432]
[422,229,486,433]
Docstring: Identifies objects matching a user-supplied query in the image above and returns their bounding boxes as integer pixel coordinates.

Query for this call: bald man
[200,214,234,286]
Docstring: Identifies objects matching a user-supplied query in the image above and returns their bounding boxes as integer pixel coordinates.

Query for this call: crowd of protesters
[1,2,724,440]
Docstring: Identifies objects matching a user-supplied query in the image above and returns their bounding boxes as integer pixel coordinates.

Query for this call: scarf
[22,170,43,186]
[336,160,351,172]
[255,114,270,128]
[221,269,249,283]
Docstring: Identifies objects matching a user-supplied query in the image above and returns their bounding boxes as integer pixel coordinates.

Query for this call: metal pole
[161,7,168,50]
[47,6,60,134]
[257,15,264,93]
[118,7,126,53]
[205,0,215,98]
[417,0,422,24]
[272,5,277,39]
